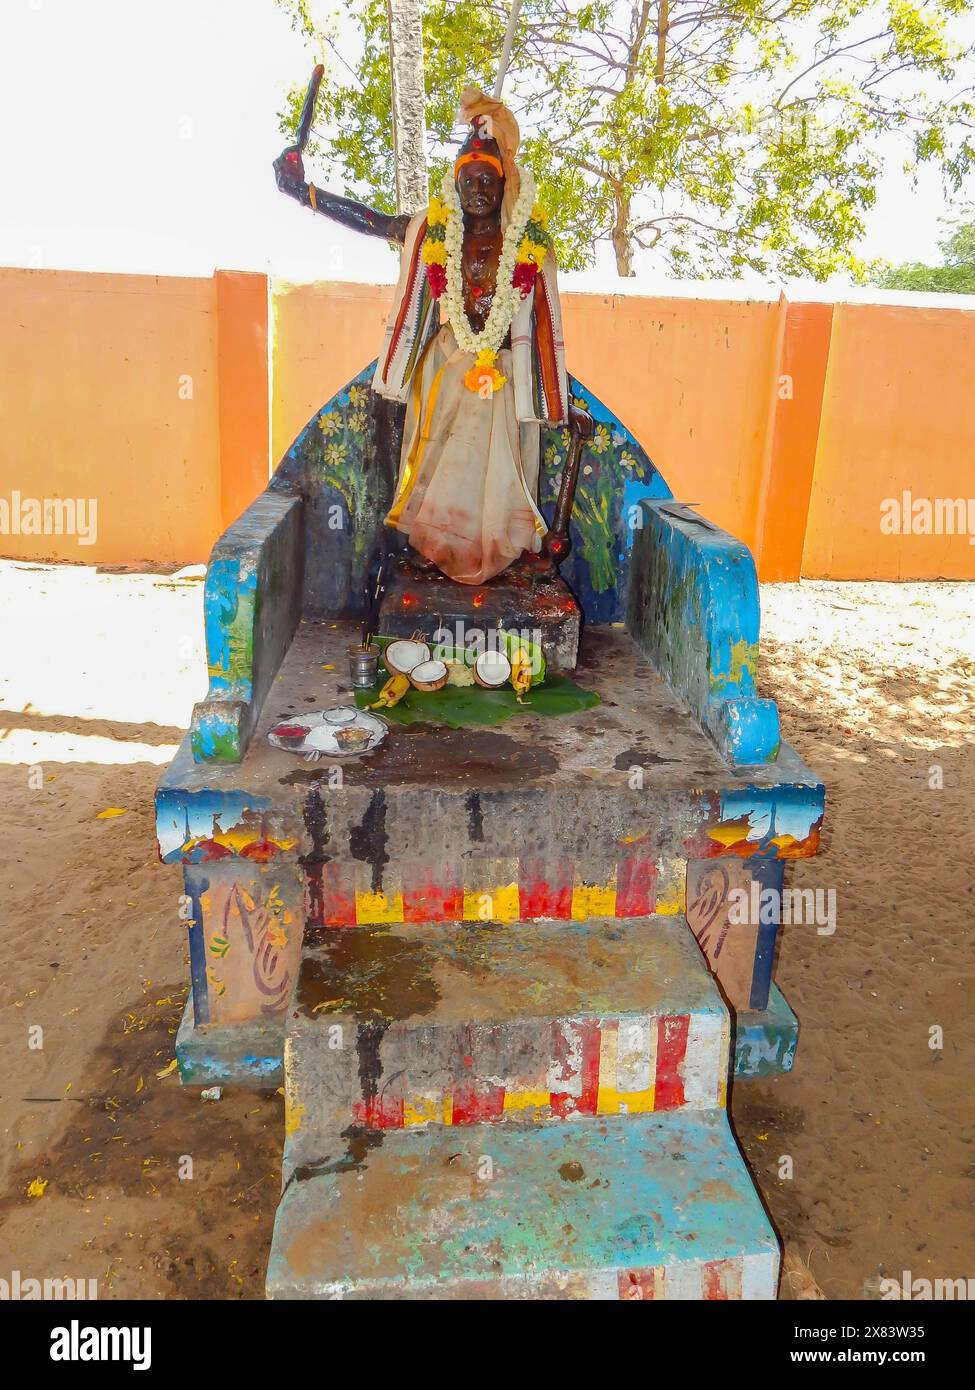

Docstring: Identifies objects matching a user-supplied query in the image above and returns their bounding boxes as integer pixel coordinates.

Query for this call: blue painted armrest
[626,501,781,765]
[190,490,304,763]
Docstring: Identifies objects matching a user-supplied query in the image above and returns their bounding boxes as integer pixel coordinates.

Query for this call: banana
[370,672,411,709]
[509,647,533,704]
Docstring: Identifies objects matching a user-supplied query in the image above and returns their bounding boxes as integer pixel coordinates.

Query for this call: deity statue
[275,86,589,587]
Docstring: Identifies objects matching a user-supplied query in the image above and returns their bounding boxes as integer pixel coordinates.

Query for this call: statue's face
[457,160,504,218]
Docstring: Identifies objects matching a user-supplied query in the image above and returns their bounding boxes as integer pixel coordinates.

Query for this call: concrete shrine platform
[158,618,823,861]
[155,365,826,1298]
[159,618,818,1088]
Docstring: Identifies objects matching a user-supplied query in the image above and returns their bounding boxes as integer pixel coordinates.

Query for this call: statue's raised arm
[273,145,411,245]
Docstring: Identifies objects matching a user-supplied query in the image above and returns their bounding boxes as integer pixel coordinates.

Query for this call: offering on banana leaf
[372,630,546,703]
[355,631,596,730]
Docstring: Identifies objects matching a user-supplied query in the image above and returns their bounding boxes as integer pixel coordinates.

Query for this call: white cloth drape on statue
[385,324,547,585]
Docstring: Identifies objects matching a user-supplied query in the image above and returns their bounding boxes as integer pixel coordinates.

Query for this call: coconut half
[473,649,512,689]
[409,658,449,692]
[384,638,431,677]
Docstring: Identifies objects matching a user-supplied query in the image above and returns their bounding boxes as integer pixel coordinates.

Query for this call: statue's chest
[461,231,504,332]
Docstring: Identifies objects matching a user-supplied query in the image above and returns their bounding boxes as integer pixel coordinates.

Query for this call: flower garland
[421,166,553,395]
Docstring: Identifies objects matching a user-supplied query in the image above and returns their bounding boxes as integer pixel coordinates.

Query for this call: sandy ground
[0,561,972,1300]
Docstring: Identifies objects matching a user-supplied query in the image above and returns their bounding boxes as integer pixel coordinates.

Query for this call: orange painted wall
[2,266,974,581]
[755,299,834,581]
[271,280,394,462]
[803,301,975,579]
[268,283,784,558]
[559,292,784,556]
[216,270,270,532]
[0,267,221,565]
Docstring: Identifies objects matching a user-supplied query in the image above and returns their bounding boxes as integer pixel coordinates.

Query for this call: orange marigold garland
[463,348,508,395]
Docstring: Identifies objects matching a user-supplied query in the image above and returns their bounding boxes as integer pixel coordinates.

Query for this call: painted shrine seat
[191,363,781,768]
[153,360,828,1301]
[155,360,824,1094]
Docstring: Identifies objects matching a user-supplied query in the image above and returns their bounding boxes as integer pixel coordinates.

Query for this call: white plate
[267,706,388,759]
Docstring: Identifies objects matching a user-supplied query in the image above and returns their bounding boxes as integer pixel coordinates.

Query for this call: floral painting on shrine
[272,363,397,616]
[539,375,671,624]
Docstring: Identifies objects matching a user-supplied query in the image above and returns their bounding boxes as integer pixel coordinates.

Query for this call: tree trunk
[612,191,635,276]
[386,0,429,214]
[655,0,669,86]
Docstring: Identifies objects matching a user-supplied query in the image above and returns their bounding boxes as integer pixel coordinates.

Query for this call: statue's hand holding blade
[274,63,324,192]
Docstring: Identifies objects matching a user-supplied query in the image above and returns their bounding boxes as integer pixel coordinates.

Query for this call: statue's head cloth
[456,85,521,220]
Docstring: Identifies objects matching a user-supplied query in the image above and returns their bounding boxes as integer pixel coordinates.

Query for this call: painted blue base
[175,996,284,1089]
[266,1110,779,1299]
[733,983,799,1079]
[627,500,781,766]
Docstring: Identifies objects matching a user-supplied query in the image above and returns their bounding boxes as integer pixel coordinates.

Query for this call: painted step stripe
[684,1009,731,1109]
[619,1260,757,1300]
[654,1014,690,1111]
[310,855,689,926]
[342,1010,723,1131]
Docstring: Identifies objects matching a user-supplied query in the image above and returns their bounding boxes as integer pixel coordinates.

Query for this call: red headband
[454,151,504,179]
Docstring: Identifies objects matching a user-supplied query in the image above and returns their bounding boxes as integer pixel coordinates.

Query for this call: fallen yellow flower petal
[155,1059,178,1079]
[96,808,127,819]
[26,1177,48,1199]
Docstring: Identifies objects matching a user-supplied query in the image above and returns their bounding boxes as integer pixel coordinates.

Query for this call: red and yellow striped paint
[308,854,687,927]
[350,1012,727,1130]
[619,1257,748,1300]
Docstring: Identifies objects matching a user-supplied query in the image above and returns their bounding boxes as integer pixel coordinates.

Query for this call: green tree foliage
[873,210,975,290]
[276,0,975,278]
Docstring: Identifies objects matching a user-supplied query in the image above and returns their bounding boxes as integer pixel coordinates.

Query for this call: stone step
[266,1110,778,1300]
[283,916,730,1173]
[377,552,582,673]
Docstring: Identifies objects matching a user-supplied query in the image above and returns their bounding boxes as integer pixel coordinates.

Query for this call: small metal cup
[348,643,380,689]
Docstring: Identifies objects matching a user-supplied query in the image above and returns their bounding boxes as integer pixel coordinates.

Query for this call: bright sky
[0,0,970,287]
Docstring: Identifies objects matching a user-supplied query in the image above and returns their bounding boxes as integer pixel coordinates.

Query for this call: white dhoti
[384,326,548,585]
